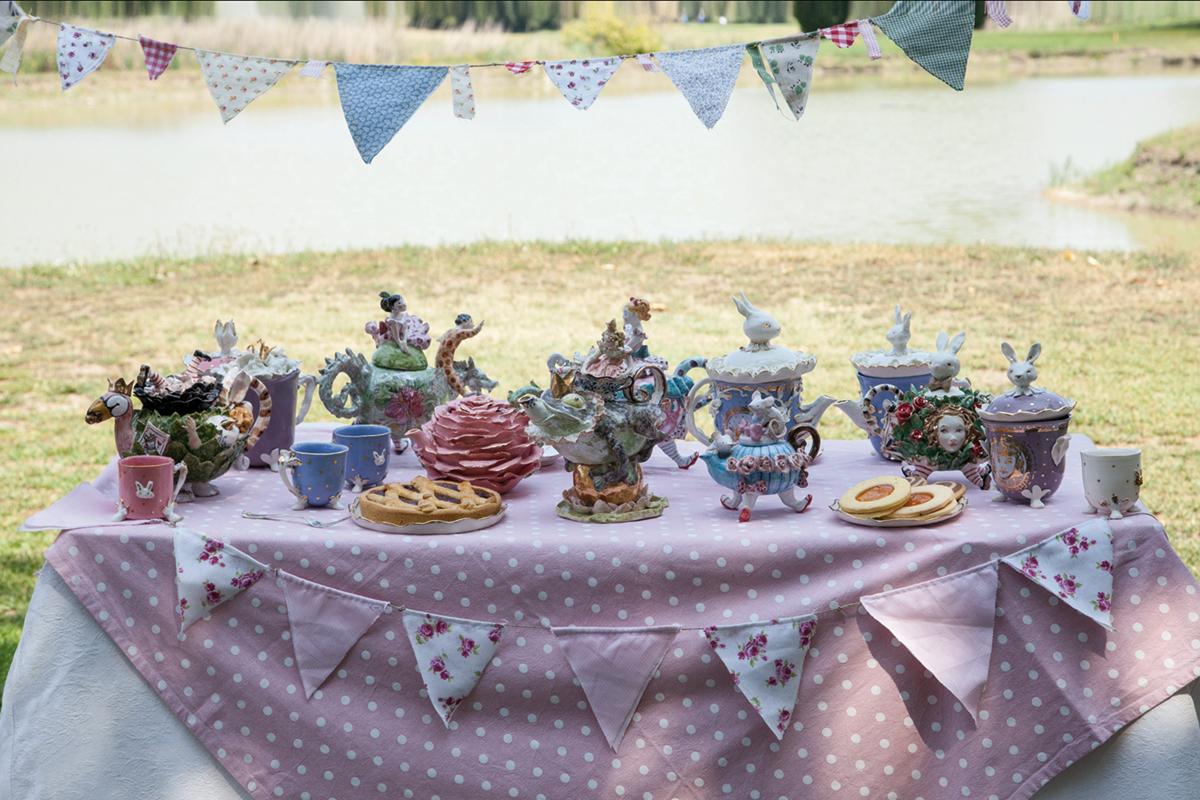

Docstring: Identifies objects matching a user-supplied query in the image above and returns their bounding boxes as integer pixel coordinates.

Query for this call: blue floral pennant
[334,64,448,163]
[654,44,745,129]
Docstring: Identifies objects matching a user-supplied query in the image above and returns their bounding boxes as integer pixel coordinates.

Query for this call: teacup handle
[683,377,715,447]
[170,462,189,505]
[277,450,304,506]
[1051,434,1071,466]
[295,374,317,426]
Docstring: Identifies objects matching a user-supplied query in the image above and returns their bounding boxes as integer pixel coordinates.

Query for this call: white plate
[349,498,506,535]
[829,498,967,528]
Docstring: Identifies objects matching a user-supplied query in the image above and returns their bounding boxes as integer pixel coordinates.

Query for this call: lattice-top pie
[358,476,503,526]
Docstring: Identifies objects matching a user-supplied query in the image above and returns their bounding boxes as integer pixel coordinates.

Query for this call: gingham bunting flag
[504,60,534,75]
[859,20,883,60]
[874,0,976,91]
[756,35,820,121]
[403,610,505,726]
[449,65,475,119]
[139,35,176,80]
[57,24,116,91]
[542,56,622,111]
[655,44,745,129]
[703,615,818,739]
[334,64,448,163]
[196,50,293,123]
[1001,518,1115,631]
[635,53,658,72]
[985,0,1013,27]
[820,22,859,48]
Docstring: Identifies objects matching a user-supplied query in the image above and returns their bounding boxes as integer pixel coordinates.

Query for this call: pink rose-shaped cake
[408,395,541,494]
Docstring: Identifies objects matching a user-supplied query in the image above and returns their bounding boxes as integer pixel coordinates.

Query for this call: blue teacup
[278,442,348,509]
[333,424,392,490]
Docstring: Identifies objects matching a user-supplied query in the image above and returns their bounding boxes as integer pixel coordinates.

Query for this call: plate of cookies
[350,476,506,535]
[831,476,967,527]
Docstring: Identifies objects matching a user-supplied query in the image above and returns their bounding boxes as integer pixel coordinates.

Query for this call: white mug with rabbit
[1001,342,1042,397]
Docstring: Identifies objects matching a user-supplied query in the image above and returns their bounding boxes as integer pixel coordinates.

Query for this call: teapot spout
[795,395,838,427]
[833,398,872,433]
[406,427,430,454]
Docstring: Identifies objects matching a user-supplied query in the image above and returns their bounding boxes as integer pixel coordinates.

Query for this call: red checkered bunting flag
[820,22,859,49]
[985,0,1013,27]
[505,60,534,75]
[139,35,176,81]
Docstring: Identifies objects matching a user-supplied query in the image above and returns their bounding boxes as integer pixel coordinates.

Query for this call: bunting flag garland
[553,625,679,751]
[172,528,267,632]
[281,572,385,699]
[542,56,622,111]
[860,564,1000,721]
[1001,518,1115,630]
[655,44,745,129]
[1069,0,1092,20]
[334,64,447,163]
[820,22,860,49]
[402,610,505,726]
[874,0,975,91]
[57,24,115,91]
[196,50,293,123]
[138,35,176,81]
[985,0,1013,28]
[758,35,820,121]
[703,615,818,739]
[449,65,475,119]
[298,59,327,78]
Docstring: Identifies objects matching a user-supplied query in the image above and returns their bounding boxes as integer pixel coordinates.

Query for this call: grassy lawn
[1069,124,1200,217]
[1,241,1198,687]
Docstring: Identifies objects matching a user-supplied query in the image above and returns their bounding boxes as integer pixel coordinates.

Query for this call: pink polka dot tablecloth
[41,425,1200,800]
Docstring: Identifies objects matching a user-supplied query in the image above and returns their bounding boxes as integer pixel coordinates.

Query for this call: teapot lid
[708,344,816,384]
[980,387,1075,422]
[850,305,931,377]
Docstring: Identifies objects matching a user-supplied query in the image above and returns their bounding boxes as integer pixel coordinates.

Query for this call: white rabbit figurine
[885,304,913,355]
[1000,341,1041,396]
[732,292,781,351]
[214,319,238,357]
[929,331,967,393]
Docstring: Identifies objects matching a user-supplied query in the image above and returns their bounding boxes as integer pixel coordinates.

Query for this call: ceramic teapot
[317,292,497,452]
[512,319,670,524]
[682,293,836,450]
[980,342,1075,508]
[850,331,992,488]
[86,365,271,500]
[697,391,821,522]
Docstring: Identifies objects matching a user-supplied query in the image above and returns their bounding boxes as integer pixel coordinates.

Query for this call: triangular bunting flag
[635,53,658,73]
[1,0,24,49]
[820,22,859,48]
[139,35,176,81]
[985,0,1013,27]
[173,527,268,632]
[859,19,883,60]
[542,56,622,111]
[1069,0,1091,20]
[334,64,448,164]
[654,44,745,129]
[298,59,327,78]
[281,571,385,699]
[1002,518,1114,630]
[402,610,504,726]
[703,615,817,739]
[196,50,292,124]
[56,24,115,91]
[861,563,999,720]
[0,12,28,79]
[553,625,679,751]
[758,35,819,120]
[449,65,474,120]
[874,0,975,91]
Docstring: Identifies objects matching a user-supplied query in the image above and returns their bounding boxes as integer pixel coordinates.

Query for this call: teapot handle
[788,425,822,462]
[1051,434,1071,466]
[295,374,317,426]
[683,377,716,447]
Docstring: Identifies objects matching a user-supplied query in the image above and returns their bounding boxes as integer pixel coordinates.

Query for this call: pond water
[4,72,1200,268]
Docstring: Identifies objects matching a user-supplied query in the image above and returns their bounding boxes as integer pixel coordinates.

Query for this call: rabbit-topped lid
[980,341,1075,422]
[706,292,815,384]
[850,304,931,378]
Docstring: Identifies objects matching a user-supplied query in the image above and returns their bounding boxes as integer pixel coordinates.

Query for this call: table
[4,424,1200,800]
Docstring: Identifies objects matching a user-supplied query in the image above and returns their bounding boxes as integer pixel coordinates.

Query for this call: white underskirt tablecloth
[3,566,1200,800]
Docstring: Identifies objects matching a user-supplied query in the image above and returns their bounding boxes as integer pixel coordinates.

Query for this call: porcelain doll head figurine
[379,291,407,317]
[1000,341,1041,397]
[927,406,973,453]
[929,331,966,391]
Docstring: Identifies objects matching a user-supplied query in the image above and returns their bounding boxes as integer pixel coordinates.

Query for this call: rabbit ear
[1000,342,1017,363]
[902,311,912,330]
[733,292,751,318]
[936,332,949,351]
[893,304,902,324]
[1027,342,1041,363]
[949,332,966,354]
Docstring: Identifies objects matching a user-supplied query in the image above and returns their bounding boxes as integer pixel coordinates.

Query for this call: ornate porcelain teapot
[86,365,271,500]
[317,291,497,452]
[850,331,992,488]
[512,318,670,523]
[682,293,836,450]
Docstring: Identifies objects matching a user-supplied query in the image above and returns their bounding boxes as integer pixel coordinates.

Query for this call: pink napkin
[20,482,162,532]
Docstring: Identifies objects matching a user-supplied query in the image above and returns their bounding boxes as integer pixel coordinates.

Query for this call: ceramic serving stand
[838,304,932,460]
[682,292,836,449]
[317,292,497,453]
[981,341,1076,508]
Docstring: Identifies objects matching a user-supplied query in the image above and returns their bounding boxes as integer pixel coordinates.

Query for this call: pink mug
[117,455,187,523]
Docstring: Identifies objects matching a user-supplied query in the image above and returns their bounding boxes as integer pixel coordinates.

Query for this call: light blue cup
[333,424,392,490]
[278,442,348,509]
